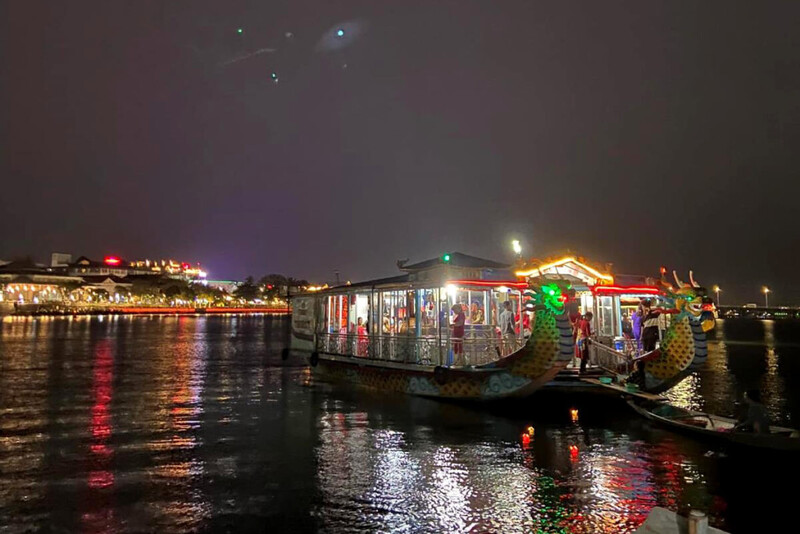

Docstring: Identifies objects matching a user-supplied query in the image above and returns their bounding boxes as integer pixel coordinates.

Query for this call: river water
[0,316,798,533]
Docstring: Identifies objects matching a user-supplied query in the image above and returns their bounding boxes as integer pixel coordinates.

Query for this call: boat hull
[306,312,575,401]
[628,400,800,452]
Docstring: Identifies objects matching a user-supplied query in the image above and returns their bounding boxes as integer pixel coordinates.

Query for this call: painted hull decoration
[289,272,576,401]
[314,308,574,400]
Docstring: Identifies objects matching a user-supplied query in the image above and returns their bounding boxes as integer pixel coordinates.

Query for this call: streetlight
[713,285,721,307]
[762,286,770,308]
[512,239,522,257]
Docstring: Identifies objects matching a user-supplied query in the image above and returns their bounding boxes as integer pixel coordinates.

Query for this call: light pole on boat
[762,286,770,308]
[713,285,721,307]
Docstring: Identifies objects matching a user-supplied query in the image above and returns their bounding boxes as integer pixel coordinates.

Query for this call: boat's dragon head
[524,279,574,315]
[659,269,716,331]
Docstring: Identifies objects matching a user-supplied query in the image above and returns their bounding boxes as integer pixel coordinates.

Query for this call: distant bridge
[717,305,800,320]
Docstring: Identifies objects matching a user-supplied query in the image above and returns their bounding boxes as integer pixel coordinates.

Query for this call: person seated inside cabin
[397,318,407,334]
[382,317,391,334]
[734,389,770,433]
[470,301,484,324]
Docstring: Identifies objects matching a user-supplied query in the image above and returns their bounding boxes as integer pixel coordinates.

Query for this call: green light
[549,289,555,296]
[337,29,345,37]
[443,254,451,262]
[237,28,243,34]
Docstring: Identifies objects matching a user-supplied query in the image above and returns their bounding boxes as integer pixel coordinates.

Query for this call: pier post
[688,510,708,534]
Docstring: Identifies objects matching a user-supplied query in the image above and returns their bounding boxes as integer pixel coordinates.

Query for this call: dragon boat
[515,257,717,394]
[287,253,575,400]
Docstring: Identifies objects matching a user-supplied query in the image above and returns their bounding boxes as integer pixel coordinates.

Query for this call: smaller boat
[628,399,800,452]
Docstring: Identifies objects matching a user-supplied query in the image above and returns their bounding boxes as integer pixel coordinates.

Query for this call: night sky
[2,1,798,304]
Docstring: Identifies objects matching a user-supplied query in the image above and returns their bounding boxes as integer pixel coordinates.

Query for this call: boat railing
[590,341,634,376]
[315,332,525,367]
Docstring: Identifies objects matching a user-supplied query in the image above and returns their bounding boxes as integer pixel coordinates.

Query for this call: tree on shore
[234,276,261,301]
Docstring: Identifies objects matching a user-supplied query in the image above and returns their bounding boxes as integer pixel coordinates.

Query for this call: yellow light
[515,256,614,282]
[570,408,579,423]
[713,285,721,293]
[763,286,770,294]
[526,426,535,437]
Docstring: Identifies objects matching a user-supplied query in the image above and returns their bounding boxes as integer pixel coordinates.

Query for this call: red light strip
[592,285,661,295]
[113,307,289,314]
[447,280,528,289]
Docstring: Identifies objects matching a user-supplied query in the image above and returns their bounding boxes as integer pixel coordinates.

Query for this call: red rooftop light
[592,285,661,295]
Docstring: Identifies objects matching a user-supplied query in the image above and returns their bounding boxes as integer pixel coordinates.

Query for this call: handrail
[315,332,525,367]
[590,340,634,376]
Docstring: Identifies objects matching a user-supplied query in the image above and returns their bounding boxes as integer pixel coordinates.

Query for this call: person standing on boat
[641,301,661,352]
[577,312,593,374]
[632,304,643,352]
[622,313,633,338]
[356,317,368,356]
[735,389,770,433]
[451,304,466,364]
[499,301,516,355]
[569,305,582,367]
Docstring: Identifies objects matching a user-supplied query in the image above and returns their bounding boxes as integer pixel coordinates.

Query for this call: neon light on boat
[592,285,660,295]
[515,256,614,282]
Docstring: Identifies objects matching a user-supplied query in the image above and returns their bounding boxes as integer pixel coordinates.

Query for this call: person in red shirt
[356,317,368,356]
[577,312,593,374]
[451,304,465,364]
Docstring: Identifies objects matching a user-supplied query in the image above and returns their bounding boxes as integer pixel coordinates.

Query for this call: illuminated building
[0,260,83,308]
[67,255,208,281]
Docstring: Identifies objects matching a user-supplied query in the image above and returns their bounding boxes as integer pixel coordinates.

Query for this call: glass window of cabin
[417,288,438,335]
[349,293,370,334]
[596,295,615,337]
[327,295,349,333]
[404,290,416,335]
[380,290,408,335]
[581,293,593,316]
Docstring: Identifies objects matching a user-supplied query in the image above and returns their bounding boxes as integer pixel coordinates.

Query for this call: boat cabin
[516,256,661,353]
[299,253,533,367]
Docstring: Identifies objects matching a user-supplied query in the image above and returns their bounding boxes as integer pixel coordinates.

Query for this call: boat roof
[321,274,412,293]
[400,252,509,271]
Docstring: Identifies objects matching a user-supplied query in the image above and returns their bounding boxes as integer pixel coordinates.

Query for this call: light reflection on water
[0,316,798,533]
[313,404,717,534]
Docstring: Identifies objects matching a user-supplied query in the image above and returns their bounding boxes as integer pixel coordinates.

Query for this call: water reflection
[0,316,797,533]
[313,400,718,533]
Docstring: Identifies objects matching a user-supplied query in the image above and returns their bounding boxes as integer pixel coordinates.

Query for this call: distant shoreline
[1,306,289,317]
